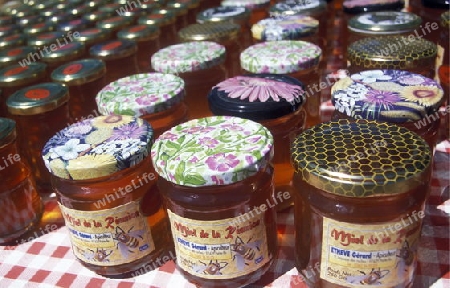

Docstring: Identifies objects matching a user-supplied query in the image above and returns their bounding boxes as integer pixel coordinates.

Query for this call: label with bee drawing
[167,209,270,279]
[320,214,423,287]
[59,201,155,266]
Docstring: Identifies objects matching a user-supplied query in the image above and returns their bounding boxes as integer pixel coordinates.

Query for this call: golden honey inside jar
[151,116,278,288]
[42,115,172,277]
[139,9,178,49]
[291,119,432,287]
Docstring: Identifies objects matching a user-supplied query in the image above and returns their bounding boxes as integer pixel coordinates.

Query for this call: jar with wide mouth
[0,46,37,69]
[75,28,113,51]
[437,11,449,104]
[27,31,67,50]
[23,22,55,37]
[0,34,27,50]
[138,9,178,48]
[221,0,270,26]
[417,0,449,44]
[291,119,432,287]
[0,24,21,38]
[96,16,135,36]
[57,19,89,33]
[151,115,278,288]
[41,42,86,74]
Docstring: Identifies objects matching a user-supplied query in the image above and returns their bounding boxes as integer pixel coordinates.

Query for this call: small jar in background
[96,16,135,37]
[151,115,278,288]
[0,46,37,69]
[0,118,43,245]
[178,0,201,24]
[23,22,55,38]
[57,19,89,33]
[199,0,222,10]
[331,69,444,150]
[66,3,97,18]
[42,115,172,277]
[0,62,47,117]
[27,31,66,50]
[0,24,21,38]
[15,14,44,29]
[139,9,178,48]
[178,22,242,77]
[98,3,123,17]
[291,119,432,286]
[118,25,161,73]
[222,0,270,26]
[151,41,227,119]
[96,73,188,137]
[418,0,449,44]
[166,1,190,31]
[83,10,112,26]
[41,42,86,74]
[347,36,437,78]
[437,11,449,95]
[240,40,322,127]
[114,2,156,19]
[89,39,139,84]
[75,28,113,51]
[51,59,106,122]
[6,83,71,194]
[208,74,306,210]
[0,15,14,25]
[0,34,27,50]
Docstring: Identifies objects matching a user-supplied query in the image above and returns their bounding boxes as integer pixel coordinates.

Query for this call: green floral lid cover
[252,15,319,41]
[151,41,226,73]
[222,0,271,9]
[240,40,322,73]
[331,70,444,123]
[96,73,185,116]
[151,116,273,187]
[42,115,153,180]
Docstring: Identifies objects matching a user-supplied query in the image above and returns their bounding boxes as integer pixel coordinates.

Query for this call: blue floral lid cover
[42,115,153,180]
[151,116,274,187]
[331,70,444,123]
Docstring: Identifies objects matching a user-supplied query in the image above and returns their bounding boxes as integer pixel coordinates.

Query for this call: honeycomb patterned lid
[178,22,240,42]
[196,6,250,23]
[269,0,327,17]
[348,11,421,34]
[240,40,322,73]
[252,15,319,41]
[0,62,47,87]
[331,70,444,123]
[42,115,153,180]
[343,0,405,14]
[221,0,271,10]
[151,116,273,187]
[96,73,185,116]
[347,36,436,70]
[151,41,226,74]
[291,119,432,197]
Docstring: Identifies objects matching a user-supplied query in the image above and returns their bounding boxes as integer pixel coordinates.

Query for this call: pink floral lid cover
[151,116,274,187]
[331,70,444,123]
[240,40,322,74]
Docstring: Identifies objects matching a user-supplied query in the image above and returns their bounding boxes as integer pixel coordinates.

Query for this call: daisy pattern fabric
[331,70,444,123]
[42,115,153,180]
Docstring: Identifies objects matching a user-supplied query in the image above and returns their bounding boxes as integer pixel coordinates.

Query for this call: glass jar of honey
[221,0,270,26]
[75,28,113,51]
[208,74,306,210]
[23,22,55,37]
[0,118,43,245]
[437,11,449,94]
[0,35,27,50]
[42,115,172,277]
[347,36,437,79]
[95,73,188,137]
[89,39,139,84]
[83,10,112,25]
[6,82,71,194]
[51,59,106,122]
[151,41,227,119]
[57,19,89,33]
[151,115,278,288]
[96,16,135,36]
[27,31,66,50]
[0,46,36,69]
[139,9,178,49]
[240,40,322,127]
[178,0,201,24]
[291,119,432,287]
[16,15,45,29]
[418,0,449,44]
[0,24,21,38]
[166,1,190,31]
[41,42,86,74]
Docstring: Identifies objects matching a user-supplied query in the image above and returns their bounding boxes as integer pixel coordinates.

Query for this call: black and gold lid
[0,46,36,67]
[196,6,251,24]
[0,24,21,38]
[348,11,421,34]
[89,39,137,60]
[27,31,65,48]
[96,16,135,31]
[118,25,160,42]
[0,118,16,147]
[51,58,106,86]
[0,62,47,87]
[76,28,111,47]
[41,42,85,63]
[138,9,177,26]
[0,35,27,49]
[7,82,69,115]
[208,74,305,121]
[178,22,240,42]
[23,22,55,36]
[291,119,431,197]
[442,11,450,29]
[269,0,327,17]
[347,36,437,70]
[343,0,405,15]
[57,19,89,33]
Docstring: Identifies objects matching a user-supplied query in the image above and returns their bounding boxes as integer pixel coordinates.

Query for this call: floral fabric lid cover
[269,0,326,17]
[240,40,321,73]
[151,41,226,74]
[42,115,153,180]
[96,73,185,116]
[151,116,273,187]
[331,70,444,123]
[221,0,271,9]
[252,15,319,41]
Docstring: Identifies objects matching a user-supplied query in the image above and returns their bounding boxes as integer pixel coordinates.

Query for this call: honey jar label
[59,201,155,266]
[320,214,423,286]
[167,209,270,279]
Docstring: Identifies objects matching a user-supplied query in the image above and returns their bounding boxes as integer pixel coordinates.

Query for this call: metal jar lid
[166,1,190,16]
[118,25,160,42]
[138,9,177,26]
[114,3,156,17]
[269,0,327,17]
[0,35,27,50]
[0,15,14,25]
[221,0,271,10]
[96,16,135,32]
[89,39,138,60]
[0,118,16,147]
[291,119,431,197]
[343,0,405,14]
[0,24,21,38]
[42,115,154,180]
[41,42,85,63]
[7,82,69,115]
[178,0,201,9]
[76,28,111,47]
[43,11,74,24]
[0,62,47,87]
[66,3,97,17]
[51,58,106,86]
[252,15,319,41]
[151,115,274,187]
[98,3,123,15]
[196,6,251,24]
[23,22,55,36]
[27,31,66,48]
[15,15,44,28]
[348,11,421,34]
[347,36,437,70]
[83,10,112,23]
[208,73,305,120]
[0,46,37,68]
[178,22,240,42]
[422,0,449,9]
[57,19,89,33]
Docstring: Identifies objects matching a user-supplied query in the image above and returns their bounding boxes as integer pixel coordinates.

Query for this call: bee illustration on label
[231,236,261,271]
[397,240,414,266]
[194,259,228,275]
[346,268,390,285]
[113,226,144,258]
[76,247,112,262]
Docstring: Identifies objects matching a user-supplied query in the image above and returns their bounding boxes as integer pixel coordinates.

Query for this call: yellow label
[320,214,422,286]
[59,201,155,266]
[167,209,270,279]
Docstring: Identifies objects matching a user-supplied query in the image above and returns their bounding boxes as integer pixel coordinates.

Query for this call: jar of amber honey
[151,41,227,119]
[0,46,36,69]
[51,59,106,122]
[438,11,449,97]
[6,82,71,194]
[75,28,112,51]
[221,0,270,26]
[139,9,178,49]
[41,42,86,74]
[331,70,444,150]
[166,1,190,31]
[0,118,43,244]
[42,115,171,277]
[208,74,306,210]
[240,40,322,127]
[0,35,27,50]
[151,115,277,288]
[96,16,135,36]
[177,0,201,24]
[96,73,188,137]
[291,119,432,287]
